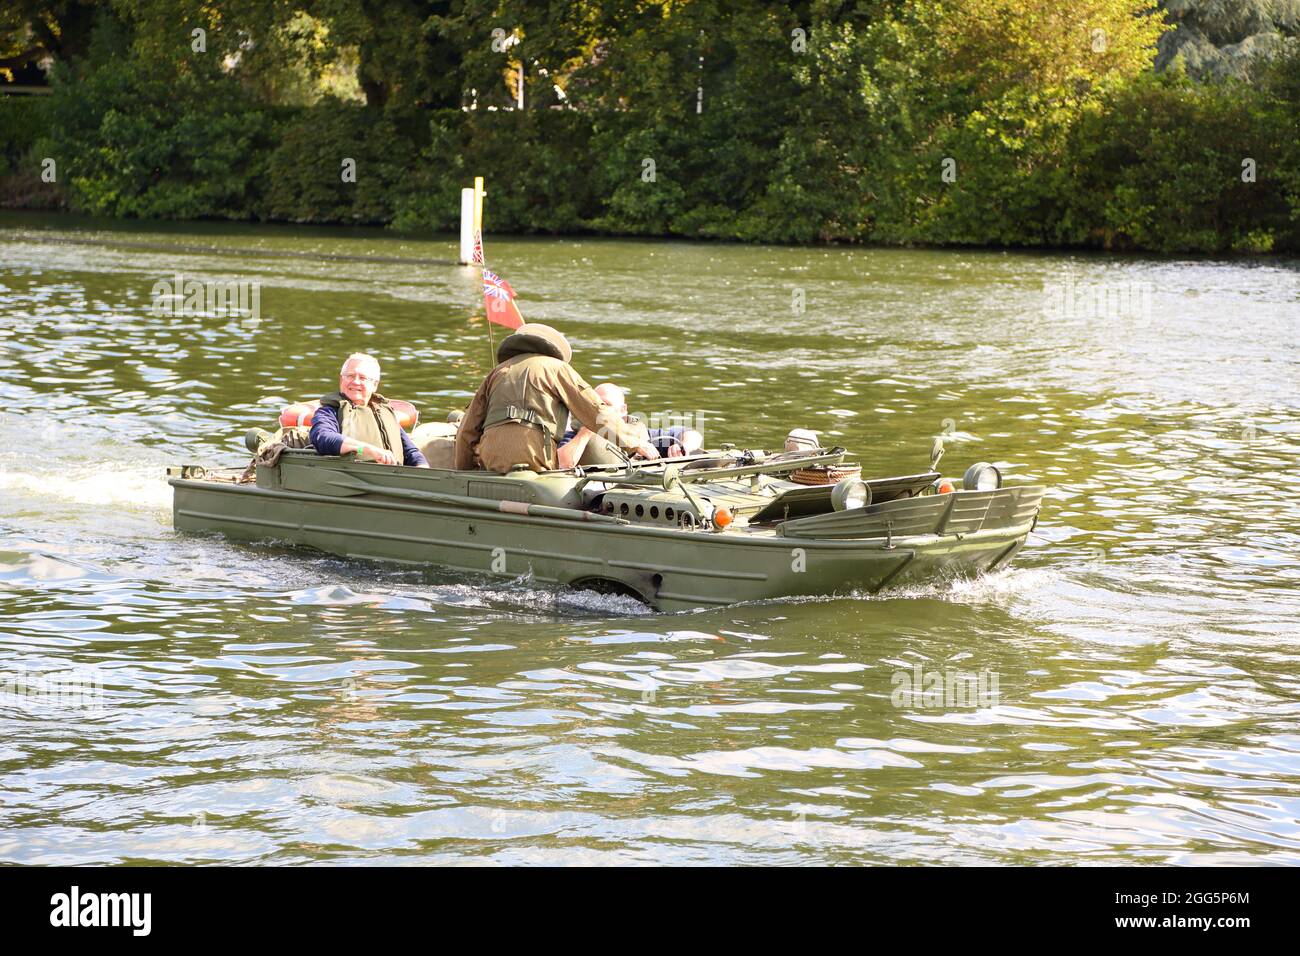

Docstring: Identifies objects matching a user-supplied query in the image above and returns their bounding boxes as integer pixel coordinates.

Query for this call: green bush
[1061,71,1284,252]
[263,101,417,224]
[389,116,467,233]
[39,56,274,220]
[390,110,602,234]
[11,0,1300,254]
[0,97,52,175]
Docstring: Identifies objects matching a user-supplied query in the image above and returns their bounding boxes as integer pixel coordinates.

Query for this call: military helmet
[496,323,573,365]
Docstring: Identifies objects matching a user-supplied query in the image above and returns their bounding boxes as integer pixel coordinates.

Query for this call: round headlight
[831,477,871,511]
[962,462,1002,491]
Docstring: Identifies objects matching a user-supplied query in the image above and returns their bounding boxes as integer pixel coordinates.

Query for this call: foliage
[0,95,48,174]
[263,100,414,223]
[35,36,275,219]
[1060,70,1285,252]
[4,0,1300,253]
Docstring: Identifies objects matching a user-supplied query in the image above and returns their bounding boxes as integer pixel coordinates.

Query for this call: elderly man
[557,382,703,469]
[455,323,658,473]
[310,353,428,467]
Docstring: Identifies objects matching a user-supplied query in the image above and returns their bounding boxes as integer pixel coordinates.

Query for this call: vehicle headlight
[831,477,871,511]
[962,462,1002,491]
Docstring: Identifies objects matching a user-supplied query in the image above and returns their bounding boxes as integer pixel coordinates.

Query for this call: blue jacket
[559,424,686,453]
[310,403,428,467]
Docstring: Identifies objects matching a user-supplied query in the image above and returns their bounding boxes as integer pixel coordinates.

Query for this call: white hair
[340,353,381,378]
[593,382,626,406]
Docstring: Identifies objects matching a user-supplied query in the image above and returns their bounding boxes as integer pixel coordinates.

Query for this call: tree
[858,0,1167,244]
[0,0,99,77]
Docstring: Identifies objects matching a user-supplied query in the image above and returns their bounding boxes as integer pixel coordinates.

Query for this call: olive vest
[481,355,569,456]
[320,391,404,459]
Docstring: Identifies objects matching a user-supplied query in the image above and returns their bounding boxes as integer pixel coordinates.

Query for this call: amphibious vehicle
[168,428,1044,611]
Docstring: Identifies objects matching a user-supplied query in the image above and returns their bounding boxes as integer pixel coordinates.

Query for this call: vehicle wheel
[567,577,653,608]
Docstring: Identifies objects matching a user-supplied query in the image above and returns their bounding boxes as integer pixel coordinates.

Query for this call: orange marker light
[713,507,734,530]
[938,480,956,495]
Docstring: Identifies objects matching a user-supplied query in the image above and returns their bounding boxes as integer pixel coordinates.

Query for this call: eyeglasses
[342,371,378,384]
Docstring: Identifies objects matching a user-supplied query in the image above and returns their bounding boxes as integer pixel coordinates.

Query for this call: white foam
[940,567,1060,603]
[0,464,172,512]
[730,566,1062,610]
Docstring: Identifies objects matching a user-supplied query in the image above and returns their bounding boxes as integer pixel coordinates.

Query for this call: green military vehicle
[168,428,1044,611]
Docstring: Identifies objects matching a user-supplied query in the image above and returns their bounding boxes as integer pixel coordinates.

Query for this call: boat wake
[0,463,172,512]
[708,565,1063,614]
[890,566,1061,604]
[273,567,657,619]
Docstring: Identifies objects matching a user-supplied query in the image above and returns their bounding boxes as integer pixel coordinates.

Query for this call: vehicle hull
[170,457,1041,611]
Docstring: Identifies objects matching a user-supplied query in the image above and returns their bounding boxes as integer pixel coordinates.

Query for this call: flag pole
[473,178,498,369]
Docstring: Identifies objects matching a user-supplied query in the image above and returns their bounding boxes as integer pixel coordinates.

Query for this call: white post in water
[459,187,475,265]
[474,176,484,239]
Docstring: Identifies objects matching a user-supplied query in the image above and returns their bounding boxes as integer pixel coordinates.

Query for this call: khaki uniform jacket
[455,354,646,472]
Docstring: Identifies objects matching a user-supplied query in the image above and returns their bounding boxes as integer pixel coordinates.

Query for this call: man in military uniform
[311,353,428,467]
[455,324,658,472]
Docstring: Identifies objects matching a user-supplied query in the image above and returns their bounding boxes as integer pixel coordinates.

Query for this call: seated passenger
[454,324,658,473]
[557,382,703,468]
[649,424,704,458]
[556,383,632,469]
[310,353,429,467]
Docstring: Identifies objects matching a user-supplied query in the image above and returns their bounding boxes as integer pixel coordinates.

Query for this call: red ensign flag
[483,268,524,330]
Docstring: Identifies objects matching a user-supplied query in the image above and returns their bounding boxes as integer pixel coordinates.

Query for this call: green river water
[1,211,1298,865]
